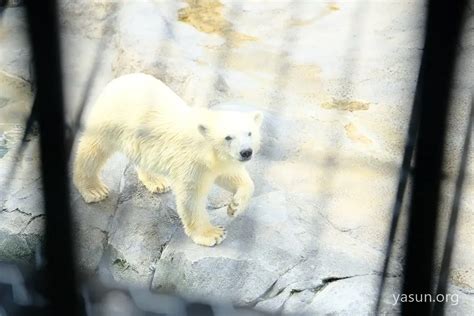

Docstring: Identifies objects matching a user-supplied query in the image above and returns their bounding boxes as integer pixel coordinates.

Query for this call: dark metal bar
[24,0,80,315]
[0,0,6,15]
[433,96,473,315]
[374,65,423,313]
[402,0,467,314]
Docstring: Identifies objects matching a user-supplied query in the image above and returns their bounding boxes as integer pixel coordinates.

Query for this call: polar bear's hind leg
[136,167,171,193]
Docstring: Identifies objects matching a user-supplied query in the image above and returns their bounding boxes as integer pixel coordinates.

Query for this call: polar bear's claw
[227,202,239,216]
[80,183,109,203]
[144,179,171,194]
[189,225,227,247]
[137,170,171,194]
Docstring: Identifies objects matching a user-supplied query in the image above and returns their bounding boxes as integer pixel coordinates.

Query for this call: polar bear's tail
[72,132,113,203]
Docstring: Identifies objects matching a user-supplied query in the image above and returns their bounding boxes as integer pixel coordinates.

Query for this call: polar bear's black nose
[240,149,253,159]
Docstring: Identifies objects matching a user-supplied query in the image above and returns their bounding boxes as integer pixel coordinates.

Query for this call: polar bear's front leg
[216,167,255,217]
[174,183,226,247]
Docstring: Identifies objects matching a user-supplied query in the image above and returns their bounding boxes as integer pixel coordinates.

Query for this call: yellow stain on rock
[229,52,324,100]
[0,71,33,134]
[451,269,474,291]
[321,99,369,112]
[328,2,340,11]
[226,50,321,79]
[178,0,256,45]
[344,123,373,145]
[289,2,340,27]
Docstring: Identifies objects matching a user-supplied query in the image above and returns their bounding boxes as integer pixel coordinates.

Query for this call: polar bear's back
[85,73,189,129]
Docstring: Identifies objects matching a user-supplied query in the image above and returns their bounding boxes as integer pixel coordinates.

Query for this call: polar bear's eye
[248,132,252,136]
[225,136,233,141]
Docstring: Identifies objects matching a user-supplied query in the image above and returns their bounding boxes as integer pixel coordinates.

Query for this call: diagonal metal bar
[374,64,423,313]
[433,95,473,316]
[24,0,81,315]
[401,0,467,314]
[0,0,5,15]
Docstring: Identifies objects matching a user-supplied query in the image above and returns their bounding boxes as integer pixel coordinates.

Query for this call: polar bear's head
[198,110,263,163]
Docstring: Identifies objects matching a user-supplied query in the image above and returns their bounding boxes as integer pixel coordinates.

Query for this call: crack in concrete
[293,204,357,234]
[157,227,178,261]
[115,163,134,204]
[317,209,357,233]
[246,257,309,307]
[258,271,402,313]
[277,274,371,313]
[95,161,181,288]
[456,286,474,296]
[304,273,403,308]
[92,226,110,237]
[90,226,112,277]
[108,244,140,275]
[148,224,180,290]
[19,214,45,234]
[0,70,32,87]
[0,207,32,216]
[93,163,130,276]
[244,278,280,309]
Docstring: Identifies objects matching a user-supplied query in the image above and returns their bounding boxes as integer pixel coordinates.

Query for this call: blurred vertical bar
[402,0,467,315]
[24,0,80,315]
[433,97,473,316]
[374,66,422,314]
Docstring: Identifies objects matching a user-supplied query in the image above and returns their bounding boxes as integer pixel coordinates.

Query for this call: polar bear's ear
[198,124,208,137]
[253,111,263,127]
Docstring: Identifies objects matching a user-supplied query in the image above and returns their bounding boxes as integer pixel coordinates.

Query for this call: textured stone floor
[0,1,473,314]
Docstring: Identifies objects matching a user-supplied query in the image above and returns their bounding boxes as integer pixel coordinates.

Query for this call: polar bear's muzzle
[239,149,253,161]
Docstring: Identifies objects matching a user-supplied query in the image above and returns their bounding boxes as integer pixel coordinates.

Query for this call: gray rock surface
[1,1,473,314]
[0,7,31,82]
[152,191,402,308]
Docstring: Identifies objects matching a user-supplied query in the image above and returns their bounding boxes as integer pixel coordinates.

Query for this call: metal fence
[0,0,472,315]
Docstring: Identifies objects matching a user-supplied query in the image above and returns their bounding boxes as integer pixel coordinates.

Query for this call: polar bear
[73,73,262,246]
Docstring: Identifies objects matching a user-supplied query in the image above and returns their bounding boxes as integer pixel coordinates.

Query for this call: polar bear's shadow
[126,169,258,252]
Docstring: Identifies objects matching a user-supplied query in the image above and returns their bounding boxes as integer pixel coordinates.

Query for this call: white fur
[73,73,262,246]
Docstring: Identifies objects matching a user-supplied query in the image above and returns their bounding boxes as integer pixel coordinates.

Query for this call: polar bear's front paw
[227,200,240,217]
[188,225,227,247]
[79,183,109,203]
[228,198,249,217]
